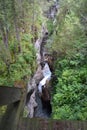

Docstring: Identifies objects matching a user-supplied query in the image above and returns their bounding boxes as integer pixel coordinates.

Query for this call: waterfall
[26,0,59,119]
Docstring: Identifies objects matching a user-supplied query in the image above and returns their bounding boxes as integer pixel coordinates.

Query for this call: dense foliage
[0,0,48,86]
[51,0,87,120]
[0,0,53,117]
[0,0,87,120]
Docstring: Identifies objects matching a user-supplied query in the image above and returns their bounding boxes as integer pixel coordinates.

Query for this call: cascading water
[26,0,59,119]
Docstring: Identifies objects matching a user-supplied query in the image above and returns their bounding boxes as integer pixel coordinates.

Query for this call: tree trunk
[12,0,21,53]
[0,0,9,48]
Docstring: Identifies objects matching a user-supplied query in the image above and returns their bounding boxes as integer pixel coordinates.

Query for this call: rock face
[35,38,42,65]
[27,65,43,93]
[26,0,58,118]
[27,91,37,118]
[27,24,49,118]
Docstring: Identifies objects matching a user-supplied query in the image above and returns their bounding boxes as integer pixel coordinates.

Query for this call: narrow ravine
[34,33,52,118]
[26,0,59,119]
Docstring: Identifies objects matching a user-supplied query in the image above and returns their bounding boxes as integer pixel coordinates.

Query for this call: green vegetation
[51,0,87,120]
[0,0,48,86]
[0,106,7,121]
[0,40,36,86]
[0,0,87,120]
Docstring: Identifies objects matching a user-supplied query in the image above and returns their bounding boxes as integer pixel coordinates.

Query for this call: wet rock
[27,91,37,118]
[28,65,43,92]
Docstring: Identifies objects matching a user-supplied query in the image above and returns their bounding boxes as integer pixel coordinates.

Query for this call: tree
[51,0,87,120]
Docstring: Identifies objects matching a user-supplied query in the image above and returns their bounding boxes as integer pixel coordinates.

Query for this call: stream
[26,0,59,119]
